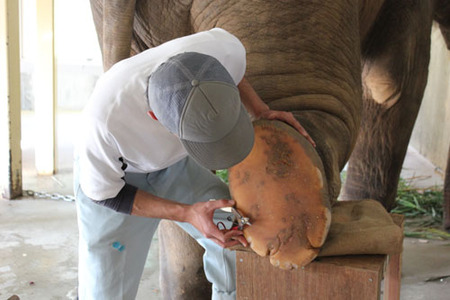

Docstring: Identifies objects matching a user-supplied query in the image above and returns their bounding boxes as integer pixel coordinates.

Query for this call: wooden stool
[236,215,403,300]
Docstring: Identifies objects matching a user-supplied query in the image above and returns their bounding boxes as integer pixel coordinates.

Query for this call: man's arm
[93,185,247,248]
[131,189,248,248]
[238,77,316,147]
[237,77,270,119]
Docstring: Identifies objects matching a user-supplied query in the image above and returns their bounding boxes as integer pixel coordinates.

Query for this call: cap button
[191,79,199,87]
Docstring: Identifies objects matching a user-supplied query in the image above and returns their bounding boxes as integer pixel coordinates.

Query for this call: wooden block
[236,214,404,300]
[236,252,386,300]
[383,214,404,300]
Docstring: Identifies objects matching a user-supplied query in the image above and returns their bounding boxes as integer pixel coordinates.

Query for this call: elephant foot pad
[229,120,331,269]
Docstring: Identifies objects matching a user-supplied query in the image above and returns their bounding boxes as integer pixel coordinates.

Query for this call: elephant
[88,0,450,298]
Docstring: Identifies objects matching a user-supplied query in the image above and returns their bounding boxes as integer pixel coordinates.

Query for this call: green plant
[392,178,448,239]
[215,169,229,184]
[392,179,443,225]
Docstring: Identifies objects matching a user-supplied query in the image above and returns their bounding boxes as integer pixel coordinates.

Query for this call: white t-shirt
[77,28,246,201]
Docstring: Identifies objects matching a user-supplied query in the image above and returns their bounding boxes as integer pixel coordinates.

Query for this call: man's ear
[147,111,158,120]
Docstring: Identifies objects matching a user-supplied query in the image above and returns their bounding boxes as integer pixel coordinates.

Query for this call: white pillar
[0,0,22,199]
[34,0,56,175]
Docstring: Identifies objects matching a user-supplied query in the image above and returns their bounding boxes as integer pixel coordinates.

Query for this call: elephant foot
[229,120,331,270]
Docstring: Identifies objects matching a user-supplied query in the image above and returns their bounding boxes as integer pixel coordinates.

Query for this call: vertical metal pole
[35,0,56,175]
[0,0,23,199]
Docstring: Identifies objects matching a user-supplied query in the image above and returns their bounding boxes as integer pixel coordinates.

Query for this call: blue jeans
[74,157,236,299]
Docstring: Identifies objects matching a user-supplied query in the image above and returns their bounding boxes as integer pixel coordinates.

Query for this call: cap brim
[181,104,254,170]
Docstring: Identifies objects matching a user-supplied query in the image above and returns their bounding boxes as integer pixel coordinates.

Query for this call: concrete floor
[0,112,449,299]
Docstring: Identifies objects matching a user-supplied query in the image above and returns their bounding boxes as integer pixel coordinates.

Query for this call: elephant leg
[342,1,434,210]
[89,0,137,70]
[158,220,211,300]
[434,0,450,49]
[444,146,450,231]
[435,0,450,233]
[89,0,104,56]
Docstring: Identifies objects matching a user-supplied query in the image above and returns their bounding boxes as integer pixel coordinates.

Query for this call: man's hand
[186,199,249,248]
[238,77,316,147]
[258,110,316,147]
[132,191,248,247]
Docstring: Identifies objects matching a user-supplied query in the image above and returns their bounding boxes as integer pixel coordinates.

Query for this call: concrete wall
[410,23,450,171]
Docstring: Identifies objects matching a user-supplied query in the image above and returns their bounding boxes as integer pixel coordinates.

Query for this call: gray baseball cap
[148,52,254,170]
